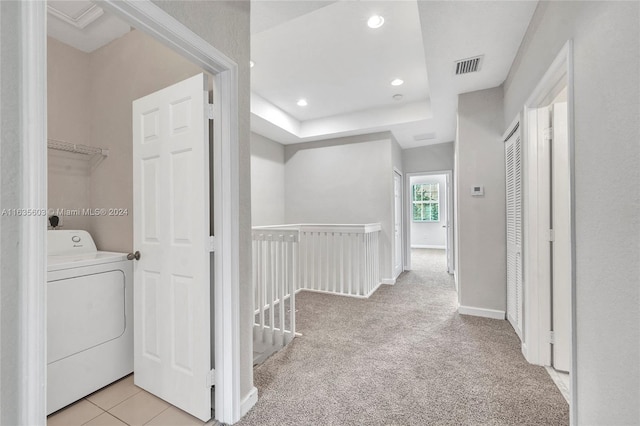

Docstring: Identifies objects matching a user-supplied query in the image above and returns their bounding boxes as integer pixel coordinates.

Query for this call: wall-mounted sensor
[471,185,484,196]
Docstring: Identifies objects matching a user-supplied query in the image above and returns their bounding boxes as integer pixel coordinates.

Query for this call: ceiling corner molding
[47,3,104,30]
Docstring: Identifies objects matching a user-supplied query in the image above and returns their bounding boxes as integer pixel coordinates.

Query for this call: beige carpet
[238,249,569,425]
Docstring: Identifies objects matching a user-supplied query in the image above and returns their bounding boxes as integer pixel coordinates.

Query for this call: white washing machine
[47,230,133,414]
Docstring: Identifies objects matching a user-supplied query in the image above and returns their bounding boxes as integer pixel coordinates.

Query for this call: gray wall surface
[250,133,285,226]
[1,2,22,422]
[402,142,454,173]
[456,86,506,312]
[391,137,404,173]
[284,133,395,280]
[504,1,640,423]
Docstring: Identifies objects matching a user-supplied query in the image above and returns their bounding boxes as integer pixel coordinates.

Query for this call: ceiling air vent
[454,55,483,75]
[414,133,436,142]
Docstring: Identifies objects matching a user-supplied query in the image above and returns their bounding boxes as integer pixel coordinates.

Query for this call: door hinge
[549,331,556,344]
[208,236,216,252]
[544,127,553,141]
[208,103,215,120]
[206,368,216,387]
[548,229,555,242]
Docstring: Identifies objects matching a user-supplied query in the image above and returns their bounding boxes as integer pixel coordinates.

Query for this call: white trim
[404,170,454,273]
[521,40,576,425]
[240,387,258,417]
[411,244,446,250]
[255,223,382,234]
[299,281,384,299]
[392,168,404,279]
[545,366,571,404]
[502,115,520,142]
[381,278,396,285]
[458,306,505,320]
[47,3,104,30]
[23,1,243,424]
[19,1,48,424]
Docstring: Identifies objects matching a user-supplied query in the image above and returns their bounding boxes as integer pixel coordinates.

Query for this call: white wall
[47,38,93,232]
[284,132,395,280]
[88,29,207,252]
[504,2,640,423]
[410,174,447,248]
[403,142,454,173]
[391,136,404,172]
[456,86,506,313]
[250,133,285,226]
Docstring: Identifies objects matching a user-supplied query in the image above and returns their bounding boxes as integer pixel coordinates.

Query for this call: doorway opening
[520,41,575,421]
[404,170,454,276]
[19,1,243,424]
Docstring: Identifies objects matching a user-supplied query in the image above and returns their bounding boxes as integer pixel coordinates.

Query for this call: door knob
[127,251,141,261]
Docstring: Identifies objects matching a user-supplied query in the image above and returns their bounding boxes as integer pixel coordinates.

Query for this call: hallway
[240,249,569,425]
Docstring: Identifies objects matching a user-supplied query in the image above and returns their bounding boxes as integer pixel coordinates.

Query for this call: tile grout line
[142,405,172,425]
[107,409,132,426]
[78,398,106,426]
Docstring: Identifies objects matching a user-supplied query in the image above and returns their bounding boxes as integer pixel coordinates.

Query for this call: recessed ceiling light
[367,15,385,29]
[297,99,308,107]
[391,78,404,86]
[393,94,403,101]
[250,60,255,68]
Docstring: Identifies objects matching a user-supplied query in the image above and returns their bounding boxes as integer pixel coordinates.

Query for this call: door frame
[520,40,576,424]
[392,168,404,280]
[18,1,244,424]
[404,170,454,274]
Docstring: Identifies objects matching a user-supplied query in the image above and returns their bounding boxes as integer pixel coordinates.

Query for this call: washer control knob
[71,236,81,243]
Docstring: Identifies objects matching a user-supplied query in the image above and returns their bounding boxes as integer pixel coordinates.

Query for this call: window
[412,183,439,222]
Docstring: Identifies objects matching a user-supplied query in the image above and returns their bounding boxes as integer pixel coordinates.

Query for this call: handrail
[254,223,381,234]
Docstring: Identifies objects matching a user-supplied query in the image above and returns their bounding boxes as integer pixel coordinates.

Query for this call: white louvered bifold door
[505,128,523,339]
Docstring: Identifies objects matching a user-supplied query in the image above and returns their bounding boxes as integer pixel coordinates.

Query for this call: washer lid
[48,230,97,255]
[48,251,129,272]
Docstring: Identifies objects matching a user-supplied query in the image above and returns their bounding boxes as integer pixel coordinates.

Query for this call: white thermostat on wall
[471,185,484,196]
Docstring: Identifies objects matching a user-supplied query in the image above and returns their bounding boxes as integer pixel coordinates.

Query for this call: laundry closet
[47,10,214,417]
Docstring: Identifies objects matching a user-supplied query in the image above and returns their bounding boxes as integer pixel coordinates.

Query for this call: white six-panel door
[132,73,212,421]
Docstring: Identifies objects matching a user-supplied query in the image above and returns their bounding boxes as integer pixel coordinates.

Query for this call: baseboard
[240,386,258,417]
[381,278,396,285]
[521,342,528,361]
[298,288,371,299]
[411,244,446,249]
[364,281,383,297]
[458,305,505,320]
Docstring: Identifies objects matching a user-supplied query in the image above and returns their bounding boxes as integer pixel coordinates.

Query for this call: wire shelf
[47,139,109,170]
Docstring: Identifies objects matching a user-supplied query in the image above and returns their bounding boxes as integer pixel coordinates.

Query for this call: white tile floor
[47,375,212,426]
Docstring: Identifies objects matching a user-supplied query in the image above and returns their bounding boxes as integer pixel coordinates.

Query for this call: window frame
[412,183,440,222]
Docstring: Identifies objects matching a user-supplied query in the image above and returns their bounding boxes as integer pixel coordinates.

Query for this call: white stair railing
[252,227,298,364]
[252,223,382,364]
[297,224,382,298]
